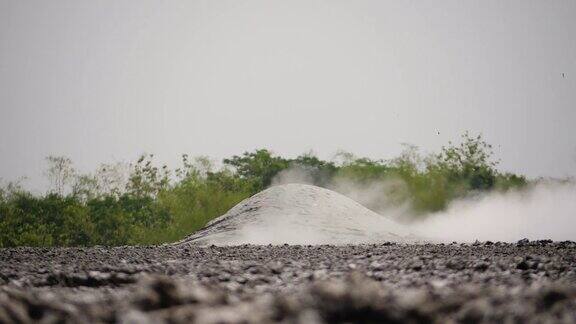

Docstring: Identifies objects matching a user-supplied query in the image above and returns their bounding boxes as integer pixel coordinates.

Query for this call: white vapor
[272,165,412,218]
[410,182,576,242]
[271,166,576,242]
[271,166,315,187]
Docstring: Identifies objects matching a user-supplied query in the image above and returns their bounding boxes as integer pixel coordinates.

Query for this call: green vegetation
[0,132,527,247]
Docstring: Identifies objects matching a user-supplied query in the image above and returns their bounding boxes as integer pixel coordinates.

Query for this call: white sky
[1,0,575,191]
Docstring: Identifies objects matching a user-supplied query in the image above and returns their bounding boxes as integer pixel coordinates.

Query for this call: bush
[0,132,530,247]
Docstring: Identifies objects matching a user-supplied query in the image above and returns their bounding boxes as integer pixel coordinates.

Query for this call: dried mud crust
[1,241,576,323]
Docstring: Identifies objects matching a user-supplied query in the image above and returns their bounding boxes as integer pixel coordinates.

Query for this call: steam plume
[271,166,576,242]
[411,182,576,242]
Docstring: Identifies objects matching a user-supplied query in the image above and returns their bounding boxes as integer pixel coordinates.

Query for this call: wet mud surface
[1,241,576,323]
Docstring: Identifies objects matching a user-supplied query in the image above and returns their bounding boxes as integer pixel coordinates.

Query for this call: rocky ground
[1,240,576,323]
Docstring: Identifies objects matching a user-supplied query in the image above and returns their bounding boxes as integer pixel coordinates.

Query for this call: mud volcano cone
[178,184,418,245]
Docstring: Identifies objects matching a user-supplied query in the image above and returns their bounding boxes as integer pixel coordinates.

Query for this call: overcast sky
[1,0,575,191]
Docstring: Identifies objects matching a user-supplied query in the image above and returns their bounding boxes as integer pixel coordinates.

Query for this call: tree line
[0,132,527,247]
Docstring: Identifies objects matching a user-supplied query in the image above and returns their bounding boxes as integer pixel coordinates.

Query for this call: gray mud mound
[178,184,418,245]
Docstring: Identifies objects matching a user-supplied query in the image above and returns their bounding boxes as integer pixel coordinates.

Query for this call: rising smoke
[412,181,576,242]
[271,166,576,242]
[272,165,411,218]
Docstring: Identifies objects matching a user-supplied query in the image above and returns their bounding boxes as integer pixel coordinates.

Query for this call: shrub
[0,132,530,247]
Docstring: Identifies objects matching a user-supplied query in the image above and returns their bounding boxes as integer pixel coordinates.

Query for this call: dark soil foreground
[1,241,576,323]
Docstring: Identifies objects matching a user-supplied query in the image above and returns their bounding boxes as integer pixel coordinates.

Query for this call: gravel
[1,240,576,323]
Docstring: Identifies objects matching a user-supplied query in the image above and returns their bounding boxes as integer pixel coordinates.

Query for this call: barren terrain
[1,241,576,323]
